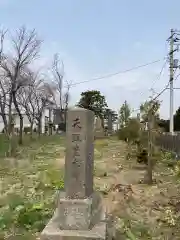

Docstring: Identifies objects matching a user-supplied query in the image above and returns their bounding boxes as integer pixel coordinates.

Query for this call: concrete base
[57,192,103,230]
[41,211,108,239]
[40,191,114,239]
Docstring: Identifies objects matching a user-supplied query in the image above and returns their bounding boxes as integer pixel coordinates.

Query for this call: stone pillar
[107,114,113,135]
[65,108,94,199]
[94,116,104,139]
[40,108,113,239]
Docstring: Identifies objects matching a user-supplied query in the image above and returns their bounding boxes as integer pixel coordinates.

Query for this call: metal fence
[156,133,180,154]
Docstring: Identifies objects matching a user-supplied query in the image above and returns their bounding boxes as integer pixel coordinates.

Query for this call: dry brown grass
[94,139,180,239]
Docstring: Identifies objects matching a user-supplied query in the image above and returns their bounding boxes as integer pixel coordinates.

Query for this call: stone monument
[107,113,113,135]
[94,116,104,139]
[40,108,113,239]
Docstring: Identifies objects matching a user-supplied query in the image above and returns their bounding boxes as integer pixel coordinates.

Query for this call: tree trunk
[1,113,8,134]
[0,96,9,134]
[30,122,33,139]
[38,118,42,137]
[49,123,53,136]
[19,116,23,145]
[8,95,12,136]
[7,123,15,157]
[12,91,23,145]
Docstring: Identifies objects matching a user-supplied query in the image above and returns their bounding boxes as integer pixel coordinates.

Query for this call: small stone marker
[40,108,114,239]
[107,113,113,135]
[94,116,104,139]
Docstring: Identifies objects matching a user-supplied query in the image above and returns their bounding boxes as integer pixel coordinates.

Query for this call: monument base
[41,215,108,240]
[41,192,114,240]
[57,192,103,230]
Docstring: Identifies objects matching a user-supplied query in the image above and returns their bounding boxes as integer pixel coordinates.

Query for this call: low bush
[117,118,141,143]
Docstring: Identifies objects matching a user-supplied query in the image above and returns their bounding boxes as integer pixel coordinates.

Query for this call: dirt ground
[52,137,180,239]
[93,139,180,239]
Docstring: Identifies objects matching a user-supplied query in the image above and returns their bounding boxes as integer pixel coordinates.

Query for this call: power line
[150,59,167,90]
[132,81,171,114]
[133,70,180,115]
[134,56,168,103]
[152,82,169,101]
[166,72,180,88]
[69,59,163,88]
[139,58,167,98]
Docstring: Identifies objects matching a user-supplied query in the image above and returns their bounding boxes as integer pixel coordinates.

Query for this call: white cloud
[36,42,173,119]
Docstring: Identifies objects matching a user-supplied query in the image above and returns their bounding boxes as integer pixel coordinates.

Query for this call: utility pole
[147,109,153,184]
[168,29,180,134]
[169,29,174,134]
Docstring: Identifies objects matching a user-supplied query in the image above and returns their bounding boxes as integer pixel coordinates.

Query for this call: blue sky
[1,0,180,119]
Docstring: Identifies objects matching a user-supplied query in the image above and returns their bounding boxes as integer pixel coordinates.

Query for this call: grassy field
[0,135,180,239]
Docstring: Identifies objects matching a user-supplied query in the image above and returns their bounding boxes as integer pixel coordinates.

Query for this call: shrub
[118,118,141,143]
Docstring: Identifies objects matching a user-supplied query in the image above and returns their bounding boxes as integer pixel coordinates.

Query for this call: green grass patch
[0,135,65,238]
[0,134,65,158]
[95,139,109,150]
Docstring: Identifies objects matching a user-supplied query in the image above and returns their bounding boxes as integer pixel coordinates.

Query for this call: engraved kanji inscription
[72,157,78,164]
[72,133,81,142]
[72,117,81,129]
[72,143,80,157]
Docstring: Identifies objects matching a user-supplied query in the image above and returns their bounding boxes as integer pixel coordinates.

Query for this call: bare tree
[52,54,64,110]
[63,81,71,123]
[17,70,39,137]
[0,26,42,144]
[51,53,71,124]
[33,80,54,136]
[0,29,13,135]
[0,74,11,134]
[18,72,55,137]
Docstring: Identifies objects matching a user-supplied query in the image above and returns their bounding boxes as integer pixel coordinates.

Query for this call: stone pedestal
[41,214,108,240]
[57,192,103,230]
[40,108,114,240]
[41,192,111,239]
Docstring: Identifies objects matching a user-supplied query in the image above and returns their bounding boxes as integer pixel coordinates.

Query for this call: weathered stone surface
[94,116,104,139]
[65,108,94,199]
[107,114,113,135]
[56,191,103,230]
[41,207,108,240]
[40,108,114,240]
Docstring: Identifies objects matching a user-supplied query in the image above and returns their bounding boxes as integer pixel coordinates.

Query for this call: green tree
[157,106,180,132]
[174,107,180,131]
[118,118,140,142]
[140,99,160,122]
[158,119,169,132]
[104,108,118,123]
[119,101,131,128]
[77,90,108,118]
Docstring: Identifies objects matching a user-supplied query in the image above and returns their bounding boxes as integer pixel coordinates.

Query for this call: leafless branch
[52,53,64,109]
[0,26,42,142]
[17,68,55,134]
